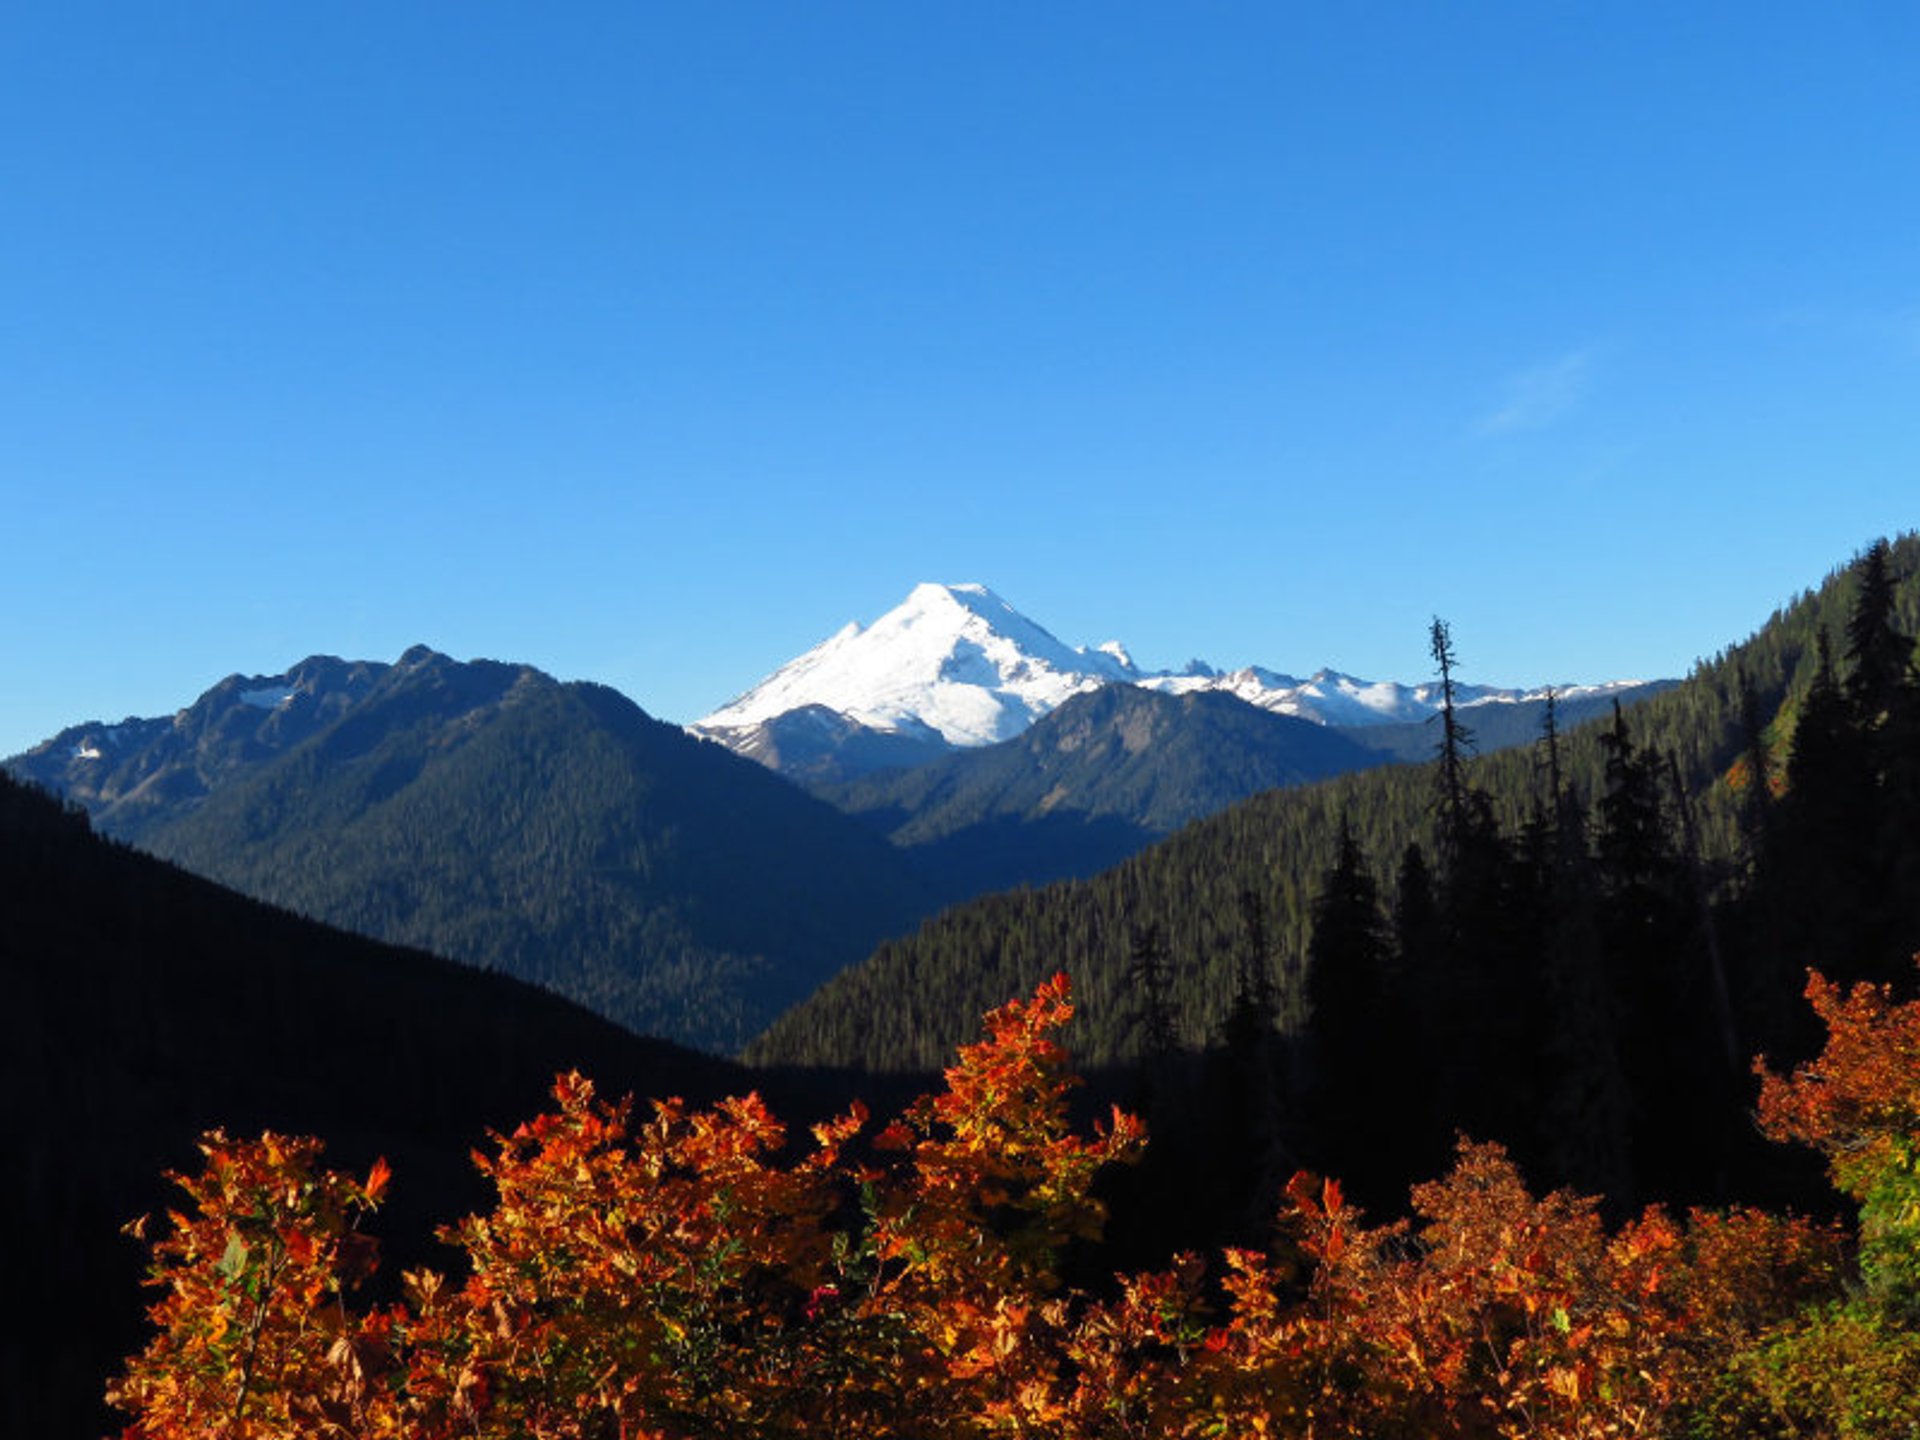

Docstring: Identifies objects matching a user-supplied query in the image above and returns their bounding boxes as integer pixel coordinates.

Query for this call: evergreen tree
[1845,537,1909,726]
[1734,665,1776,868]
[1210,889,1290,1239]
[1591,700,1721,1200]
[1777,629,1881,986]
[1384,839,1452,1177]
[1533,788,1633,1202]
[1665,750,1740,1075]
[1125,921,1179,1065]
[1225,888,1280,1050]
[1540,686,1566,806]
[1304,819,1407,1206]
[1428,616,1476,862]
[1840,538,1920,981]
[1392,841,1440,987]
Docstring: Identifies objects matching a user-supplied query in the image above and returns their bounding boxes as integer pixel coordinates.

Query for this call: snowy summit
[698,583,1138,749]
[693,582,1650,769]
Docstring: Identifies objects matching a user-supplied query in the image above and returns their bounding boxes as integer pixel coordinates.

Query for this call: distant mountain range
[6,592,1668,1053]
[7,646,934,1053]
[695,581,1662,781]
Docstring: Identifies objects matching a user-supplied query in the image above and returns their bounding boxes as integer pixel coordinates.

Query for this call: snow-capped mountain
[698,582,1140,750]
[1137,666,1645,727]
[695,582,1656,775]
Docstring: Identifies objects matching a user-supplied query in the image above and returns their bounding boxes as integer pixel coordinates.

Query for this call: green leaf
[217,1233,250,1282]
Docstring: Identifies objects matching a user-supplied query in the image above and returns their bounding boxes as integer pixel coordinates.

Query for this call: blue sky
[4,4,1917,756]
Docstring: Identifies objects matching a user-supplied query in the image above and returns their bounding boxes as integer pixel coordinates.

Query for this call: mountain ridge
[696,581,1664,780]
[817,684,1395,901]
[748,538,1920,1076]
[7,647,936,1054]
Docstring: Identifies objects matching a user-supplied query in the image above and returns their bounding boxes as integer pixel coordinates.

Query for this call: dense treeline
[0,770,755,1440]
[753,536,1920,1217]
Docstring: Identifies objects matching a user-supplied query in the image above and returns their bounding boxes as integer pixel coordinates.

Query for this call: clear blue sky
[5,4,1917,756]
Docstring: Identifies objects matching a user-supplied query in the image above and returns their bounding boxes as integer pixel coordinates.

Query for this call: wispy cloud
[1475,348,1596,437]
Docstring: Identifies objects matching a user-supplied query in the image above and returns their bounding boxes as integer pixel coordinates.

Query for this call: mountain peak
[695,582,1668,777]
[698,582,1124,749]
[906,580,1002,610]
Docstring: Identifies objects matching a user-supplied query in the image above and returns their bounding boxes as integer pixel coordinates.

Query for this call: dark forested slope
[0,771,751,1440]
[753,536,1920,1078]
[815,685,1393,900]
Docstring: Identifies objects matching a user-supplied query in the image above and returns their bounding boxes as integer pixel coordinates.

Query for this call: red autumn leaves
[111,968,1918,1438]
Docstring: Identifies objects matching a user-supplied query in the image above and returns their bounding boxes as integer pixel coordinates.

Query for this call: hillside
[0,771,752,1440]
[751,536,1920,1080]
[10,648,936,1052]
[817,685,1393,899]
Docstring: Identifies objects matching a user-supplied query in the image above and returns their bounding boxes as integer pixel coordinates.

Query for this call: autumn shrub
[1689,967,1920,1439]
[106,1133,400,1439]
[110,966,1920,1439]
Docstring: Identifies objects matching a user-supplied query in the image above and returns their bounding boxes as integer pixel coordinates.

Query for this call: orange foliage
[112,972,1867,1439]
[1757,968,1920,1204]
[108,1131,402,1439]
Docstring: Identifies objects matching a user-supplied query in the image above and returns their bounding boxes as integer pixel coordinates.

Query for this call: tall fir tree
[1591,700,1723,1200]
[1207,889,1291,1241]
[1777,629,1881,988]
[1840,538,1920,981]
[1845,537,1909,727]
[1428,616,1476,864]
[1126,921,1179,1065]
[1304,818,1409,1207]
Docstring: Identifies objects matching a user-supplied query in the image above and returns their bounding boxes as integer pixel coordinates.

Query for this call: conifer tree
[1417,612,1541,1169]
[1388,839,1446,1170]
[1777,629,1881,989]
[1428,616,1475,863]
[1840,538,1920,980]
[1845,537,1909,726]
[1735,665,1776,868]
[1211,889,1291,1239]
[1305,818,1408,1207]
[1591,700,1723,1199]
[1125,921,1179,1065]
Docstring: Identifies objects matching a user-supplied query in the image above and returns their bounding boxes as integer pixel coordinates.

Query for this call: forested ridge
[753,537,1920,1220]
[814,685,1394,902]
[756,535,1920,1075]
[25,649,939,1053]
